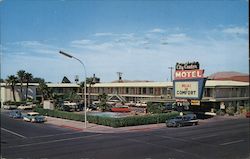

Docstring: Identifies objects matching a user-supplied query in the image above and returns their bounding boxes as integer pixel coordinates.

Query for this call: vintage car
[3,105,17,110]
[17,104,35,110]
[23,112,46,123]
[166,114,198,127]
[9,110,23,119]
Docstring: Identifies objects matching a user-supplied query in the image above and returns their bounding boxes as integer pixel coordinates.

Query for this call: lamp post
[59,50,87,128]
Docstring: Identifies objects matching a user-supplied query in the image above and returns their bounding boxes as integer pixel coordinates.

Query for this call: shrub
[147,102,165,114]
[34,107,179,128]
[226,106,235,116]
[216,109,225,116]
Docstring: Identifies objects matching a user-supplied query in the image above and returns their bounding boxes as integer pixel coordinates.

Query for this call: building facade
[1,80,249,111]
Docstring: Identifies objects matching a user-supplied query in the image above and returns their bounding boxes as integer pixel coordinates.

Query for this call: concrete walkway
[45,114,246,134]
[45,116,166,133]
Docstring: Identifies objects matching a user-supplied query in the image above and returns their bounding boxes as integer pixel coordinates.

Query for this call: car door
[26,114,32,121]
[183,116,190,126]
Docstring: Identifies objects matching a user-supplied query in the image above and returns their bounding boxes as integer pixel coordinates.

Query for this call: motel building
[1,79,249,113]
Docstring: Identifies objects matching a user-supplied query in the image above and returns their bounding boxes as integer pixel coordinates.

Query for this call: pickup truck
[166,114,198,127]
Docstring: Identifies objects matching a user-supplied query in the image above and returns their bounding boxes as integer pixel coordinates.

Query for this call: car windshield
[28,113,39,116]
[175,116,183,119]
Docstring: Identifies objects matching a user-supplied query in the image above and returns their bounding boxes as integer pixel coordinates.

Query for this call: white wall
[1,85,37,102]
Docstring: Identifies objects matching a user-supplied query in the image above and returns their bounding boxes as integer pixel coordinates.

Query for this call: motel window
[162,88,168,95]
[149,88,153,94]
[204,88,211,97]
[142,88,147,94]
[125,88,129,94]
[240,88,246,97]
[138,88,142,94]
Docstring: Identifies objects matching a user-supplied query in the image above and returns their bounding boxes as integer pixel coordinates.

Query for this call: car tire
[177,123,182,127]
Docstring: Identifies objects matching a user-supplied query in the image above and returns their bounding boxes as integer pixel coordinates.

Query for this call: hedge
[34,107,179,128]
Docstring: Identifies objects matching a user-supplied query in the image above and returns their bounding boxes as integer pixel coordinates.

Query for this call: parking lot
[1,109,250,159]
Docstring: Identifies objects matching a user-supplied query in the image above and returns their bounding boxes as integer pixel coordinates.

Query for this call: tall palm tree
[38,80,49,104]
[6,75,18,102]
[79,81,85,102]
[24,72,33,101]
[17,70,26,100]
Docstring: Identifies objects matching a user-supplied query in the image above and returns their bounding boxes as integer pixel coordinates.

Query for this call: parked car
[166,114,198,127]
[3,105,17,110]
[23,112,46,123]
[184,113,198,120]
[88,104,97,110]
[9,110,23,119]
[17,104,34,110]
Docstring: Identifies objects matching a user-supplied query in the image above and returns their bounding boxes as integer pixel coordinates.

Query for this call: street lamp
[59,50,87,129]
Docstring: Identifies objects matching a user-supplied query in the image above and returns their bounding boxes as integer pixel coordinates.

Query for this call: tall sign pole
[168,67,174,82]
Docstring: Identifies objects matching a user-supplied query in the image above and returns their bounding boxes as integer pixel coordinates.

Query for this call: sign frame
[173,78,207,100]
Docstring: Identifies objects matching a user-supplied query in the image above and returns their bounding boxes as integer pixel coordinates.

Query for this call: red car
[246,112,250,118]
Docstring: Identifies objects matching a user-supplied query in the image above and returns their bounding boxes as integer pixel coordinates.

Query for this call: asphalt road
[1,110,250,159]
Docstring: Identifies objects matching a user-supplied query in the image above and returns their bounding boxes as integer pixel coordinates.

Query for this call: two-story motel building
[1,79,249,112]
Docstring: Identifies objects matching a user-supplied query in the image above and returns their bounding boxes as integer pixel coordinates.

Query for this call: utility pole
[168,67,173,82]
[117,72,123,82]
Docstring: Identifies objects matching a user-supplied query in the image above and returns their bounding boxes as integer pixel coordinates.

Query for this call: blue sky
[1,0,249,83]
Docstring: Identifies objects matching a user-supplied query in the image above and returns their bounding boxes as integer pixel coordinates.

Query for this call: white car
[17,104,34,110]
[3,105,17,110]
[23,112,46,123]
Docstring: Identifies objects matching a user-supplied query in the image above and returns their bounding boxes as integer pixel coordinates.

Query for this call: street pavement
[1,109,250,159]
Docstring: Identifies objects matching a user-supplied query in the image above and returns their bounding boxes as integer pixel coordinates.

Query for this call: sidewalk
[45,114,246,134]
[45,116,166,133]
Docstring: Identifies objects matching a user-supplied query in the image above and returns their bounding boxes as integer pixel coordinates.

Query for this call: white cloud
[94,32,114,36]
[71,39,93,45]
[164,33,191,44]
[222,26,248,35]
[149,28,165,33]
[2,26,248,82]
[5,40,59,57]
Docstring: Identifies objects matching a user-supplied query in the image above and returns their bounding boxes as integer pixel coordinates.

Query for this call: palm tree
[79,81,85,102]
[17,70,26,100]
[38,80,49,104]
[86,77,94,108]
[98,93,110,112]
[24,72,33,101]
[86,74,99,107]
[6,75,18,102]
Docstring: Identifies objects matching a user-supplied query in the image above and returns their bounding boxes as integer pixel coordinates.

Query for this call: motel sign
[173,62,206,100]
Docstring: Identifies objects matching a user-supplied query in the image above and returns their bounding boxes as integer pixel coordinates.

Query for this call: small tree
[226,106,235,116]
[38,80,50,103]
[63,91,81,102]
[98,93,111,112]
[147,102,165,114]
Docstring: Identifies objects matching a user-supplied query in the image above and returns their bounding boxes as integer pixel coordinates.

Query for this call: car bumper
[166,122,176,127]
